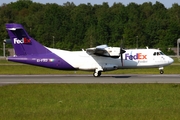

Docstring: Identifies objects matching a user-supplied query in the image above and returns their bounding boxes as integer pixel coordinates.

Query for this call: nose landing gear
[159,67,164,74]
[160,69,164,74]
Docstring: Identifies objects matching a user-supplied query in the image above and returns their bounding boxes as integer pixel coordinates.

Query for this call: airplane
[5,23,174,77]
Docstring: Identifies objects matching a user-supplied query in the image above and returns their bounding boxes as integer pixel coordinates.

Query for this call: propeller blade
[119,39,126,66]
[120,50,123,66]
[120,48,126,66]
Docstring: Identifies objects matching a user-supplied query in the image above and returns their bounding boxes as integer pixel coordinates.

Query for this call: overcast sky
[0,0,180,8]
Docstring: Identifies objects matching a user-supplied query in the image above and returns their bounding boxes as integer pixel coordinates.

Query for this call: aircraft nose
[168,57,174,64]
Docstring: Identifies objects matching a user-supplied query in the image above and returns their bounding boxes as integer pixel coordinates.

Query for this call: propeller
[119,39,126,66]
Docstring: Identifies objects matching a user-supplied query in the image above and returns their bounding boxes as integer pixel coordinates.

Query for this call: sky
[0,0,180,8]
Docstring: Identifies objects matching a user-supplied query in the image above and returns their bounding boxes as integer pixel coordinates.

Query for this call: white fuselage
[48,47,174,71]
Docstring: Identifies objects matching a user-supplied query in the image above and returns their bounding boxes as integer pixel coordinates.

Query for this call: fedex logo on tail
[14,38,31,44]
[125,53,147,60]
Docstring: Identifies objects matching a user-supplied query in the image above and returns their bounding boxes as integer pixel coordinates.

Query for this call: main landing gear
[93,71,102,77]
[93,68,103,77]
[159,67,164,74]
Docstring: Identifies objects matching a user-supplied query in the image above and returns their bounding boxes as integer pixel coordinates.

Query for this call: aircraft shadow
[100,75,132,78]
[112,76,132,78]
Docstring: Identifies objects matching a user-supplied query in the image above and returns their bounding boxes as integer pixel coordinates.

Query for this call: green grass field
[0,84,180,120]
[0,58,180,119]
[1,65,180,74]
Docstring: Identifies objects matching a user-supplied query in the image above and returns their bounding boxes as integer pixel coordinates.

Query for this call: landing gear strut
[159,67,164,74]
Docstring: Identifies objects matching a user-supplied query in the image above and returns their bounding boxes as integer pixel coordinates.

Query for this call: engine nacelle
[105,47,120,56]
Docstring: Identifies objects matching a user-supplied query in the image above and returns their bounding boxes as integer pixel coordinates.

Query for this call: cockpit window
[160,52,164,55]
[153,52,156,56]
[153,52,164,56]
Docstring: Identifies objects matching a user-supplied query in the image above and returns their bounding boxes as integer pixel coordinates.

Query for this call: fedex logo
[125,53,147,60]
[14,38,31,44]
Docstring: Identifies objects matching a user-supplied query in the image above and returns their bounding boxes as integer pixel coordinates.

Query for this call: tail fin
[6,23,51,56]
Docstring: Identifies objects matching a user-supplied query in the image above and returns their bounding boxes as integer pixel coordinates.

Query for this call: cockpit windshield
[160,52,164,55]
[153,52,164,56]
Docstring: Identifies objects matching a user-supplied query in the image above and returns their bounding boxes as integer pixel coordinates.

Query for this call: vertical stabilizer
[6,23,51,56]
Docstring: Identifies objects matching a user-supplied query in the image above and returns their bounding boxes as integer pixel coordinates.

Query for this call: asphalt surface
[0,74,180,86]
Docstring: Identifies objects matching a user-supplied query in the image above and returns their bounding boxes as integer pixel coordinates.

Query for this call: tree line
[0,0,180,55]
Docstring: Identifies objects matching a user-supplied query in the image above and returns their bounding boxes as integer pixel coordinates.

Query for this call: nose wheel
[160,70,164,74]
[159,67,164,74]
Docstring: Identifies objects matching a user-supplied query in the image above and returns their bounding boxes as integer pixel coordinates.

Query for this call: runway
[0,74,180,85]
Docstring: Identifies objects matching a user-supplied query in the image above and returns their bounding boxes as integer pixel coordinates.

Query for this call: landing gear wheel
[93,72,98,77]
[98,71,101,76]
[93,71,101,77]
[160,70,164,74]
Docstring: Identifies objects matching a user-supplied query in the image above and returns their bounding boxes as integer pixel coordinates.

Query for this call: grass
[0,58,180,75]
[0,84,180,120]
[173,57,180,63]
[0,58,180,119]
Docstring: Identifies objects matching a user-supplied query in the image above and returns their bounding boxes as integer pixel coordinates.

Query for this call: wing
[86,44,110,57]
